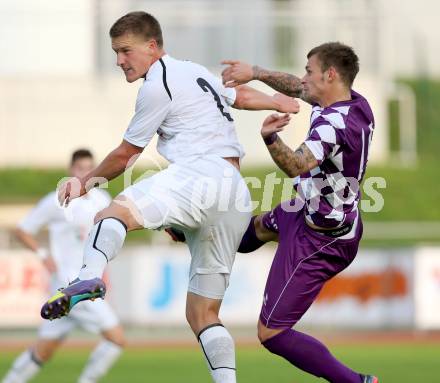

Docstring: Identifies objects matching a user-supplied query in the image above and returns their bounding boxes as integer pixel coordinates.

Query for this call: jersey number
[197,78,233,121]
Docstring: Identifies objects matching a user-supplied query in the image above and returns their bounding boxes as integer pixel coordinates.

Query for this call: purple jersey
[295,90,374,228]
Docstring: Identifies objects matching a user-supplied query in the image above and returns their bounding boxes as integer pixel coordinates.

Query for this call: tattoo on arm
[253,66,303,98]
[266,140,318,178]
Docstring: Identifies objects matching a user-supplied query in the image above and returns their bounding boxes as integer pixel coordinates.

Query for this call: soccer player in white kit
[2,150,124,383]
[41,12,299,383]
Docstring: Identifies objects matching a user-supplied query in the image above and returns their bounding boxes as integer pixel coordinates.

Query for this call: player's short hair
[71,149,93,166]
[109,11,163,48]
[307,42,359,87]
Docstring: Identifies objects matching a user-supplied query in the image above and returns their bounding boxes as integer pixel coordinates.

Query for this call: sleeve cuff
[304,140,323,164]
[123,135,147,149]
[222,87,237,106]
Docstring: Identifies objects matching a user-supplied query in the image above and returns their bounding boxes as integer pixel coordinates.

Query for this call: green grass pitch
[0,343,438,382]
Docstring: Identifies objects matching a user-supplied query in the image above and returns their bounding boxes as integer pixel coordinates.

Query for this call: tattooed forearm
[266,140,317,178]
[253,66,303,98]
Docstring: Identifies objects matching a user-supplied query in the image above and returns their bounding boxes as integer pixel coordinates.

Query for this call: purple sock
[263,329,362,383]
[237,216,265,253]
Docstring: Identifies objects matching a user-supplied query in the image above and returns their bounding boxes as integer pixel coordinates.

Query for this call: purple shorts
[259,204,363,329]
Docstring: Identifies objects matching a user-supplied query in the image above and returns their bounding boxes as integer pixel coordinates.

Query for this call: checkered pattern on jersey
[295,102,363,228]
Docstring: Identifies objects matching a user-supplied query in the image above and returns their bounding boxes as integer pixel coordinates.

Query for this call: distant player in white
[42,12,300,383]
[3,150,124,383]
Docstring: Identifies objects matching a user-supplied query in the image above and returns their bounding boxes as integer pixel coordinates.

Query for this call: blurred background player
[2,149,124,383]
[41,11,299,383]
[222,43,378,383]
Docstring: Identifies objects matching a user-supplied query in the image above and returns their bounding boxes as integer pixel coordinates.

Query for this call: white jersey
[19,189,111,286]
[123,54,244,163]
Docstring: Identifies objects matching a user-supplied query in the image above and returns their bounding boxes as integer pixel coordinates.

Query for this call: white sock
[2,349,41,383]
[198,324,236,383]
[77,340,122,383]
[78,218,127,280]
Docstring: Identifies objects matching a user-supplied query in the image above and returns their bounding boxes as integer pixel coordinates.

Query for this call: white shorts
[38,298,119,340]
[188,273,230,300]
[121,155,252,298]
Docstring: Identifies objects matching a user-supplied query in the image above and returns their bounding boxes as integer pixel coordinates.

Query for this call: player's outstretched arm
[14,228,40,254]
[14,228,57,273]
[222,60,303,99]
[233,85,300,113]
[261,114,318,178]
[58,140,143,206]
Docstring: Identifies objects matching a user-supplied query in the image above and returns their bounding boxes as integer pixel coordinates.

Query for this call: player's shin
[198,324,237,383]
[77,340,122,383]
[78,218,127,280]
[263,329,363,383]
[2,349,42,383]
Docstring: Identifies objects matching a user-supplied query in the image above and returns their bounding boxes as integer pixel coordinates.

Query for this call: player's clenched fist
[57,177,86,206]
[221,60,254,87]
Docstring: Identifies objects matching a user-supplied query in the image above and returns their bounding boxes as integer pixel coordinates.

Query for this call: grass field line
[2,330,440,351]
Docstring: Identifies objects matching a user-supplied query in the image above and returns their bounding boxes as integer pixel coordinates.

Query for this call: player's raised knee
[257,320,284,343]
[94,209,107,224]
[93,207,123,224]
[93,204,137,231]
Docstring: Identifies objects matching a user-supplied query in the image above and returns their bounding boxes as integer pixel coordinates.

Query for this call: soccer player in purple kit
[222,42,379,383]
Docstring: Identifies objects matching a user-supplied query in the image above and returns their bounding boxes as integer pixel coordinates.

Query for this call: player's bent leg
[101,324,125,347]
[237,215,265,253]
[186,291,223,336]
[33,338,64,363]
[197,322,236,383]
[2,349,43,383]
[41,196,143,320]
[260,321,364,383]
[254,213,279,242]
[186,284,236,383]
[257,319,284,343]
[258,248,365,382]
[1,338,62,383]
[40,277,107,320]
[237,214,278,253]
[93,196,144,230]
[259,299,366,382]
[77,326,124,383]
[78,197,143,280]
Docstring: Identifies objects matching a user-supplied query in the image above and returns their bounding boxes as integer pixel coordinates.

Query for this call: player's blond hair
[109,11,163,48]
